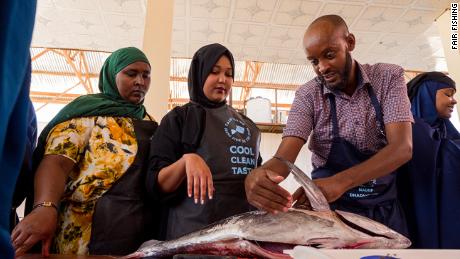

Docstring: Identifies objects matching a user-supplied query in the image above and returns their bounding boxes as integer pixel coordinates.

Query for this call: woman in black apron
[148,43,262,240]
[398,72,460,248]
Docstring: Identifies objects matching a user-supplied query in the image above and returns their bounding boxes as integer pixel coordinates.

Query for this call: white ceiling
[32,0,452,71]
[32,0,148,51]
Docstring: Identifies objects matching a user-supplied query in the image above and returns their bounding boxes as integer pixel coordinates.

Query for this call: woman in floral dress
[12,47,158,256]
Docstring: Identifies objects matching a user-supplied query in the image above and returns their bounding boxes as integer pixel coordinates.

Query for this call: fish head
[335,210,411,248]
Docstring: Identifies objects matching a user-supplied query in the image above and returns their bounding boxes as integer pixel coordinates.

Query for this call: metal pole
[274,89,278,123]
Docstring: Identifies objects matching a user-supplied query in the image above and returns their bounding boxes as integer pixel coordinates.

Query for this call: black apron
[166,105,260,240]
[312,86,408,235]
[89,119,158,255]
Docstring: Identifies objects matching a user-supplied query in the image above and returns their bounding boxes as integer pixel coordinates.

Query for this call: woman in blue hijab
[398,71,460,248]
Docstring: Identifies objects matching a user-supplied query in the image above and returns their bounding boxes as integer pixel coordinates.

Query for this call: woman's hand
[12,154,72,257]
[11,207,58,257]
[183,153,214,204]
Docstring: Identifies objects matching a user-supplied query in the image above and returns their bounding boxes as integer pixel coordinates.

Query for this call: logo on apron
[224,118,251,143]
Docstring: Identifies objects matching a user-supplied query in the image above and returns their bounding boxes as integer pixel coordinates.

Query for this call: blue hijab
[408,72,460,139]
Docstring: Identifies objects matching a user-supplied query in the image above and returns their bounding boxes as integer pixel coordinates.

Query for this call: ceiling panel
[32,0,147,51]
[264,27,303,48]
[353,6,406,32]
[390,9,439,33]
[371,0,413,6]
[31,0,451,71]
[190,19,227,42]
[228,23,266,46]
[190,0,231,19]
[233,0,276,23]
[319,2,364,24]
[274,0,322,27]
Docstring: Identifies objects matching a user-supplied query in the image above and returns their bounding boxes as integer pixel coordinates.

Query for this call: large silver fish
[126,157,410,258]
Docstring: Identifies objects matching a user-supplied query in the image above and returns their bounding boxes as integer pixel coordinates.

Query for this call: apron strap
[366,85,386,138]
[326,84,386,139]
[327,94,340,139]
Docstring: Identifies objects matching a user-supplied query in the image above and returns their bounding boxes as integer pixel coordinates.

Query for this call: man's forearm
[259,157,291,178]
[335,141,412,190]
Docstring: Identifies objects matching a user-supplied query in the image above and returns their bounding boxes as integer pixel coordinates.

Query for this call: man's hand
[245,168,292,214]
[313,175,347,203]
[245,136,305,213]
[292,175,348,209]
[12,207,58,257]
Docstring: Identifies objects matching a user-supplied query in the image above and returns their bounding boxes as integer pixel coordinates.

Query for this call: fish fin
[285,246,332,259]
[273,156,330,212]
[306,237,347,248]
[342,239,376,248]
[138,239,162,250]
[120,251,145,259]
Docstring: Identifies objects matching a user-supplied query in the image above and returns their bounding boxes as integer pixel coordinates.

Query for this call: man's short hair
[309,14,349,34]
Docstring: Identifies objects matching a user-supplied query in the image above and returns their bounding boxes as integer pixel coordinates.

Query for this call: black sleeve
[146,104,206,204]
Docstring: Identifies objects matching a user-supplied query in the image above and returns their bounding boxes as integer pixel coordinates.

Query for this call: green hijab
[34,47,150,167]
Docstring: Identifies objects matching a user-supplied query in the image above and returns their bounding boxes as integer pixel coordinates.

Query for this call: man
[245,14,413,235]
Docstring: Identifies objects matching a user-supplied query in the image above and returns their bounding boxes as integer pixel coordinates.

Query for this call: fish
[126,157,411,259]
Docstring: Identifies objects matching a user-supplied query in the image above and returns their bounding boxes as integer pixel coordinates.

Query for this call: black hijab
[148,44,236,200]
[407,71,459,139]
[188,43,235,108]
[407,71,456,101]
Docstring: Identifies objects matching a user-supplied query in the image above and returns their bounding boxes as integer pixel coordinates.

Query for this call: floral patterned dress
[44,116,138,254]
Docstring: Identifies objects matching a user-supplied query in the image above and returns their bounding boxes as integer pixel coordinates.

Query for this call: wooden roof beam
[241,61,262,103]
[30,91,81,98]
[80,51,94,93]
[54,49,94,94]
[31,48,50,62]
[170,76,298,91]
[32,80,81,111]
[32,70,99,78]
[168,98,292,108]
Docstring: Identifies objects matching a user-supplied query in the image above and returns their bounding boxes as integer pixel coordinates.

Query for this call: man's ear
[346,33,356,51]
